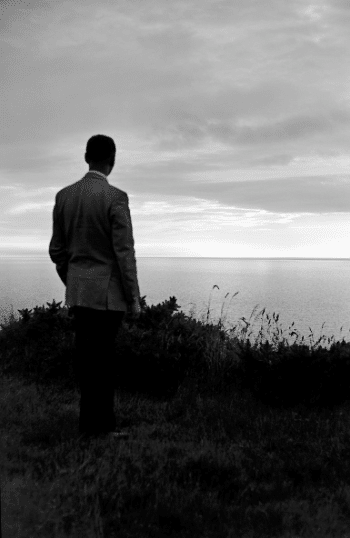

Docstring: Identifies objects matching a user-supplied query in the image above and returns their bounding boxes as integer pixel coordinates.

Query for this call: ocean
[0,257,349,345]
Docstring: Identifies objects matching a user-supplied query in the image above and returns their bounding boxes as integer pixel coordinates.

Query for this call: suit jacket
[49,170,140,311]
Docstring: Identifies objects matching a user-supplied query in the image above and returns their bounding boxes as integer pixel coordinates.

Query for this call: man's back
[49,170,140,311]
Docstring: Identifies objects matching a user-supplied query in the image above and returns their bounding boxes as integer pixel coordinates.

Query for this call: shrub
[0,297,349,408]
[236,338,350,409]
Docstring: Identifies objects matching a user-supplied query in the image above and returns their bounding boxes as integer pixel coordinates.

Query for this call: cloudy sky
[1,0,350,258]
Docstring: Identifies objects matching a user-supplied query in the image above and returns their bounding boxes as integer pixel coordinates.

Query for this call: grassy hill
[1,292,350,537]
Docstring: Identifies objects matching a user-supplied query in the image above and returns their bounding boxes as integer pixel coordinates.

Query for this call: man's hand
[56,262,68,286]
[126,297,141,320]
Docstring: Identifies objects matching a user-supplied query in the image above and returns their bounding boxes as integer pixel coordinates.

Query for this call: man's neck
[89,167,108,176]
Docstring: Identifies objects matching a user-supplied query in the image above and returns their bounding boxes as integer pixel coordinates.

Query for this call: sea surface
[0,257,349,345]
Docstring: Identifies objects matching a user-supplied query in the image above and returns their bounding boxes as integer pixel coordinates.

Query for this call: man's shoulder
[56,178,82,198]
[108,184,128,198]
[57,179,128,199]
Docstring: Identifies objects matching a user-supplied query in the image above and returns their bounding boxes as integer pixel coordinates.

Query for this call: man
[49,134,141,441]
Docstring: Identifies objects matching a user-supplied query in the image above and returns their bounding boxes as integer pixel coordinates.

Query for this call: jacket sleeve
[110,192,140,304]
[49,193,69,286]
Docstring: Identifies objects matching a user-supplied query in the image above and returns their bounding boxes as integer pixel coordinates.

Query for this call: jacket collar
[84,170,108,181]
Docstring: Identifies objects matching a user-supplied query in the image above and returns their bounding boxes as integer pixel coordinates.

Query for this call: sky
[1,0,350,258]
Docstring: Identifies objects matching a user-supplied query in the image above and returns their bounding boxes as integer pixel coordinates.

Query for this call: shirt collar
[88,170,108,180]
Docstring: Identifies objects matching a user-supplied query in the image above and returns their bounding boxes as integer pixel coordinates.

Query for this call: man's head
[85,134,116,176]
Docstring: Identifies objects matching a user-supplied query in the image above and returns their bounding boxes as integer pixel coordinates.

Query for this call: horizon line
[0,255,349,261]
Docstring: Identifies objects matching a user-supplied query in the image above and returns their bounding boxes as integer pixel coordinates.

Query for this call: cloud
[2,0,350,150]
[177,176,350,213]
[1,0,350,256]
[113,152,350,213]
[151,108,350,151]
[7,202,53,215]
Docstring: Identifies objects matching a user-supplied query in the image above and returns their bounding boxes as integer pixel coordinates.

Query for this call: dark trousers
[71,306,125,435]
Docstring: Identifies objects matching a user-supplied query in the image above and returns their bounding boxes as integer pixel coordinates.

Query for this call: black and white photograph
[0,1,350,536]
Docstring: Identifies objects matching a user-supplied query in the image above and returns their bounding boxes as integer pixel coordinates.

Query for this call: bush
[236,338,350,409]
[114,296,235,399]
[0,297,230,400]
[0,297,349,408]
[0,299,76,389]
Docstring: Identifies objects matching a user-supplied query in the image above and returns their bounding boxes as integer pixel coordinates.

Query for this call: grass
[0,291,350,537]
[200,286,350,350]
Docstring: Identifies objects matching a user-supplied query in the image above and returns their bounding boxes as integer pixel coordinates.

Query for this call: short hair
[85,134,116,163]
